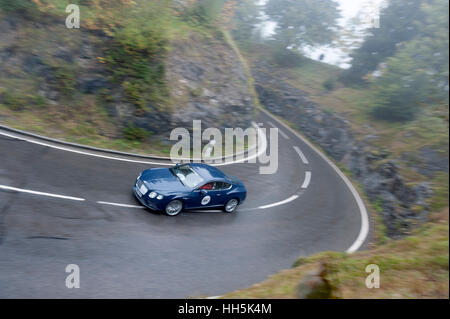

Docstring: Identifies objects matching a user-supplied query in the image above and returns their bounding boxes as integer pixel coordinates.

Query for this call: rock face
[296,263,336,299]
[107,32,255,138]
[166,33,254,131]
[0,14,255,139]
[0,14,112,104]
[252,63,435,238]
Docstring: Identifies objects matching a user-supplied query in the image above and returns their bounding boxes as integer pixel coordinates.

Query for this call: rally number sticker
[201,196,211,205]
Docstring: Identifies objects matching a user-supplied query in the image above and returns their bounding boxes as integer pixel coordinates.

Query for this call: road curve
[0,110,370,298]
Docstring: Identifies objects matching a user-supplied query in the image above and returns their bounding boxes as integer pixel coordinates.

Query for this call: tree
[340,0,425,85]
[371,0,449,121]
[265,0,339,51]
[230,0,261,44]
[370,45,431,121]
[181,0,227,26]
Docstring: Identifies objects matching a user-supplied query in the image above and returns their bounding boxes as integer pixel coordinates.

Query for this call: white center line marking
[0,185,85,201]
[258,195,299,209]
[267,121,290,140]
[293,146,309,165]
[260,108,369,253]
[97,201,144,209]
[301,171,312,189]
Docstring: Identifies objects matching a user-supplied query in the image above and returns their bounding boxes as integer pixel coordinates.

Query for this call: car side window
[214,182,231,190]
[222,182,231,190]
[199,182,214,190]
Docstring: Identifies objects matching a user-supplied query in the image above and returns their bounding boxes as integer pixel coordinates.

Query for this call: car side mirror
[200,189,207,196]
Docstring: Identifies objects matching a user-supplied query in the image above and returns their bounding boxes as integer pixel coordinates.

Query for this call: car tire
[165,200,183,216]
[223,198,239,213]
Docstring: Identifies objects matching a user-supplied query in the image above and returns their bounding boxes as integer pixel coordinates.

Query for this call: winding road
[0,109,370,298]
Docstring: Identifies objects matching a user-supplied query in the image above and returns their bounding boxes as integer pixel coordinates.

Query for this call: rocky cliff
[0,12,254,143]
[252,63,439,238]
[166,32,254,131]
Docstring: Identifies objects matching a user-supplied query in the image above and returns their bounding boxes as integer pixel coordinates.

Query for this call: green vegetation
[224,217,449,298]
[231,0,340,68]
[265,0,339,50]
[431,173,450,212]
[0,0,37,12]
[322,77,336,91]
[1,91,26,111]
[222,30,261,109]
[234,0,448,123]
[226,0,448,298]
[123,124,150,141]
[339,0,425,85]
[0,0,238,149]
[52,64,77,96]
[230,0,261,48]
[181,0,226,27]
[368,0,449,121]
[0,89,47,111]
[104,1,172,111]
[0,0,448,299]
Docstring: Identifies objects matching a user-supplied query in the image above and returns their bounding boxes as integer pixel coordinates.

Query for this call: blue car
[133,163,247,216]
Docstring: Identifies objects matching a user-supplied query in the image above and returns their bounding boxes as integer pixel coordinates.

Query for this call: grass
[0,1,256,158]
[431,173,450,212]
[242,41,449,222]
[221,41,449,298]
[0,101,172,156]
[222,30,261,110]
[243,44,449,164]
[223,212,449,299]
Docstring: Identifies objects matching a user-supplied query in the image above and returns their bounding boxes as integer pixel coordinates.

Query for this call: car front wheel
[165,200,183,216]
[223,198,239,213]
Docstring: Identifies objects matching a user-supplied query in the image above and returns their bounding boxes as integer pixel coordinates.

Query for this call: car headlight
[157,195,164,200]
[149,192,157,198]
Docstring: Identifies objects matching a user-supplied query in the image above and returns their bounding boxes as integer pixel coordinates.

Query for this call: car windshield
[170,164,204,189]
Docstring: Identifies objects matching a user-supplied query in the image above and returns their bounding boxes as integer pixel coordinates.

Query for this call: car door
[212,181,232,205]
[187,182,220,208]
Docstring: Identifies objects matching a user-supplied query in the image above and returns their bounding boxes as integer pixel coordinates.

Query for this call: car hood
[141,168,187,192]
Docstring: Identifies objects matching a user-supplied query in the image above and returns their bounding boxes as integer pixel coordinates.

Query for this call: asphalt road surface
[0,110,370,298]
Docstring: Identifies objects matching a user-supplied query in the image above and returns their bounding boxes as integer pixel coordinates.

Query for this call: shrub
[270,47,303,68]
[27,94,47,108]
[1,92,25,110]
[0,0,36,12]
[53,65,76,96]
[105,14,169,109]
[182,0,226,26]
[123,125,150,141]
[322,78,336,91]
[370,74,427,122]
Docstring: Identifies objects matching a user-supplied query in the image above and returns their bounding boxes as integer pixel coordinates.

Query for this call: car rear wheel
[165,200,183,216]
[223,198,239,213]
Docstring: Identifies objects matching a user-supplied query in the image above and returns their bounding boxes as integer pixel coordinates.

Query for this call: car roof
[187,163,228,181]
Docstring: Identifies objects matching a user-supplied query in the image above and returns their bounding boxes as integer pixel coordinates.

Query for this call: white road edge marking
[0,122,267,167]
[247,170,310,210]
[203,140,216,158]
[258,195,299,209]
[213,123,267,167]
[267,121,290,140]
[97,201,144,209]
[260,108,369,254]
[0,185,85,201]
[293,146,309,165]
[301,171,312,189]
